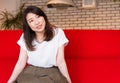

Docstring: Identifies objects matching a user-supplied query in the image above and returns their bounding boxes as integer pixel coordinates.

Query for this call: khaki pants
[16,65,68,83]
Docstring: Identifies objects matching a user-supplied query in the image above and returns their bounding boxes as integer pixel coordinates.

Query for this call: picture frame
[82,0,96,9]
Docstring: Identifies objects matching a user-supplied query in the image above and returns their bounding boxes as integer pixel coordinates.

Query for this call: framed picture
[82,0,96,9]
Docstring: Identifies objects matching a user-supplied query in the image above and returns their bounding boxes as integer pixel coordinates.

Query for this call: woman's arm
[8,48,28,83]
[56,45,72,83]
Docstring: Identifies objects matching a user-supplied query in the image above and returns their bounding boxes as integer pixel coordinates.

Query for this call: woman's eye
[29,20,33,23]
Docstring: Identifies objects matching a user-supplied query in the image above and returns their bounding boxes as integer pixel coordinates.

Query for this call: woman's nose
[35,20,39,25]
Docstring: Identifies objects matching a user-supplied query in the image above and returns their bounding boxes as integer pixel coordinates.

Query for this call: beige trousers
[15,65,68,83]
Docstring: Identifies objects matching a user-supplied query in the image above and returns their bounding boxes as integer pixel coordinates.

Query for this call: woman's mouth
[37,25,42,29]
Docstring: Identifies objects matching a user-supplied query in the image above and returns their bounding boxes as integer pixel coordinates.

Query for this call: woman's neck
[35,32,45,43]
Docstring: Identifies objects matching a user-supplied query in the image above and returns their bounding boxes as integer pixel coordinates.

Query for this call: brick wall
[22,0,120,29]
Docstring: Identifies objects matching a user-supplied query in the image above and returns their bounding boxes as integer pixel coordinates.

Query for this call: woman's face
[26,13,46,33]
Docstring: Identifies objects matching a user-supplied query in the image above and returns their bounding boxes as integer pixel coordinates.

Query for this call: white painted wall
[0,0,21,13]
[0,0,21,29]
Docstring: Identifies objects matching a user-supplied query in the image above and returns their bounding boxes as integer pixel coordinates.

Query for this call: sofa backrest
[1,30,120,59]
[64,30,120,58]
[0,30,22,59]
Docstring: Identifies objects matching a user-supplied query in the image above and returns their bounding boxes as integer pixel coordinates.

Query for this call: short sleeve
[58,28,69,47]
[17,33,27,51]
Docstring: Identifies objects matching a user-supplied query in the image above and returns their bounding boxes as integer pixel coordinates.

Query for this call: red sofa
[1,30,120,83]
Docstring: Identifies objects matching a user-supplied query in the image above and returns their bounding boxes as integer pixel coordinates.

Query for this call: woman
[8,6,71,83]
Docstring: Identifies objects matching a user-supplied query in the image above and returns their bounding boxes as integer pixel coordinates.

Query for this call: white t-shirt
[17,28,69,68]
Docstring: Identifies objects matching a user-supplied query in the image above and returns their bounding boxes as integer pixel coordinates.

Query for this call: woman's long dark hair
[22,6,54,51]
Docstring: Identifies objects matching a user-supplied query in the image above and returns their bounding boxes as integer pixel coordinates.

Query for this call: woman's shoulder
[54,28,64,35]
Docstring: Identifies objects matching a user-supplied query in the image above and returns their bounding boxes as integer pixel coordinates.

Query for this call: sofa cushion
[66,59,120,83]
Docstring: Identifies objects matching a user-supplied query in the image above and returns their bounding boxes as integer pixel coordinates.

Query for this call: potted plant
[0,3,25,30]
